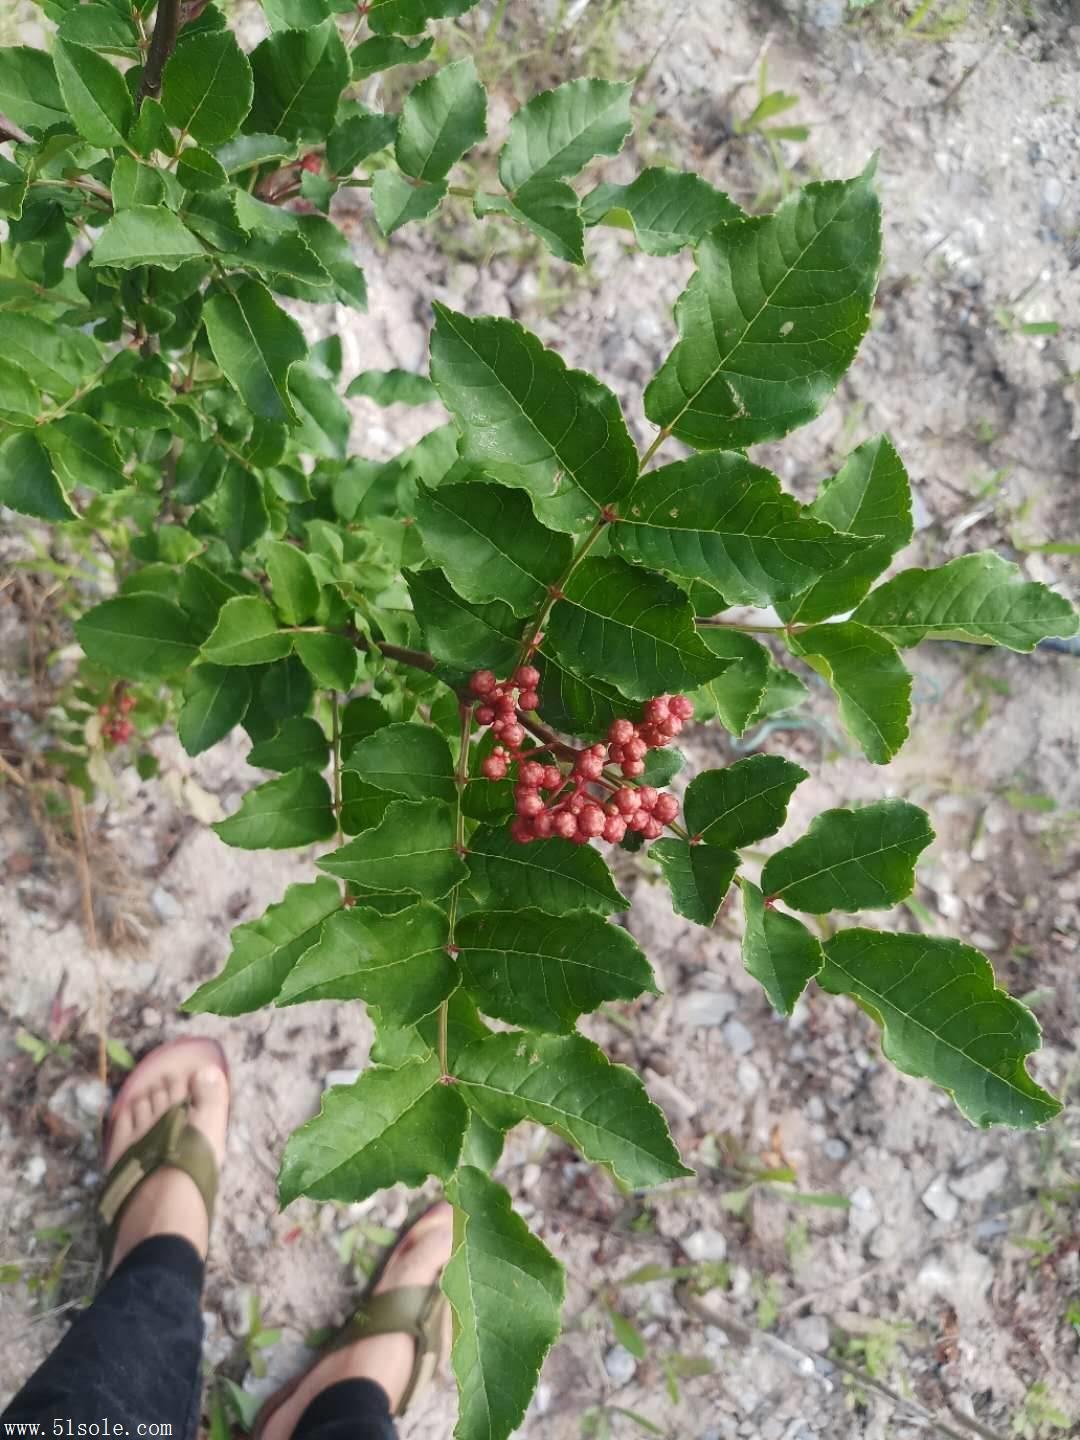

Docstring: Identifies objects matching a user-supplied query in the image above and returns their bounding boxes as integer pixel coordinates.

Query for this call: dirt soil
[2,2,1079,1438]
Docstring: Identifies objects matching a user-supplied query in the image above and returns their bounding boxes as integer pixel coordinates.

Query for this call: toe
[188,1066,229,1160]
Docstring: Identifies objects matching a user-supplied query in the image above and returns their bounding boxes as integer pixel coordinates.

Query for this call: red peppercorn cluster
[470,670,693,847]
[98,692,136,745]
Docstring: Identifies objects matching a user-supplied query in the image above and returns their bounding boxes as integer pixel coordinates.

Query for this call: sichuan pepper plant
[2,3,1078,1435]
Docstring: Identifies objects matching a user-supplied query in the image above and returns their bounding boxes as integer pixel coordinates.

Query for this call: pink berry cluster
[469,668,693,847]
[98,691,136,745]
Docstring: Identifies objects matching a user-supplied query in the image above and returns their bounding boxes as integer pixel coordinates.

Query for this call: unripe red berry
[638,726,663,749]
[510,817,535,844]
[628,809,649,832]
[514,664,541,690]
[637,786,659,812]
[471,669,497,695]
[518,689,540,712]
[481,755,507,780]
[643,696,670,724]
[519,761,545,786]
[621,758,645,778]
[653,792,680,823]
[119,695,136,713]
[567,792,586,814]
[590,743,607,758]
[604,802,619,817]
[608,743,624,763]
[571,829,590,844]
[554,811,578,839]
[542,765,562,791]
[118,720,134,741]
[496,693,517,716]
[642,816,664,840]
[603,815,627,844]
[578,804,605,838]
[493,746,509,759]
[625,736,647,761]
[533,811,555,838]
[476,705,495,725]
[614,787,640,815]
[501,724,525,748]
[517,792,544,818]
[669,695,694,720]
[99,703,111,717]
[608,717,634,745]
[575,754,604,782]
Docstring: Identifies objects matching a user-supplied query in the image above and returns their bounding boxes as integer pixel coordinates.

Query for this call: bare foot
[102,1039,230,1274]
[261,1202,454,1440]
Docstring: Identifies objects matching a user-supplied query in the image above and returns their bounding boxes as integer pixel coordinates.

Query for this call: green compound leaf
[499,78,632,191]
[278,1053,468,1207]
[346,368,437,406]
[178,664,253,756]
[612,452,871,607]
[351,35,434,80]
[176,147,228,192]
[248,20,350,140]
[53,39,131,147]
[261,0,330,28]
[429,306,638,530]
[740,880,823,1015]
[455,1032,692,1189]
[547,557,731,702]
[293,632,359,690]
[415,481,572,618]
[466,826,628,917]
[0,360,39,426]
[372,170,447,235]
[368,0,480,35]
[534,649,628,739]
[819,929,1061,1128]
[581,167,744,256]
[852,551,1079,652]
[683,754,807,849]
[247,716,330,773]
[688,630,770,736]
[445,1167,564,1440]
[0,433,76,522]
[318,799,468,900]
[201,595,293,666]
[277,903,458,1025]
[201,465,269,558]
[406,567,523,672]
[162,29,253,145]
[787,621,911,764]
[76,594,200,679]
[645,165,882,450]
[761,798,934,914]
[396,58,487,183]
[327,110,398,174]
[110,156,167,210]
[4,315,101,402]
[214,766,336,850]
[345,721,455,804]
[457,908,656,1034]
[746,660,810,727]
[650,839,737,928]
[778,435,913,625]
[0,47,68,132]
[92,207,205,272]
[265,539,320,626]
[475,181,585,266]
[203,279,308,424]
[184,876,340,1016]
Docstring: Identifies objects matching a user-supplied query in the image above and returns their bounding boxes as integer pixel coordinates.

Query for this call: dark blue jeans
[2,1236,396,1440]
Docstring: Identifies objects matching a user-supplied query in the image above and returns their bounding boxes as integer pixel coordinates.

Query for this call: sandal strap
[339,1278,449,1416]
[99,1102,219,1261]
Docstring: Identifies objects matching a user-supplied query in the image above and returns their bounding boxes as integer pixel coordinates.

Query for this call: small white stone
[151,885,182,921]
[678,989,737,1028]
[788,1314,830,1353]
[75,1078,109,1119]
[736,1058,762,1095]
[604,1344,638,1386]
[948,1157,1007,1204]
[921,1175,960,1223]
[23,1155,47,1187]
[722,1018,754,1056]
[684,1227,728,1263]
[805,1096,826,1121]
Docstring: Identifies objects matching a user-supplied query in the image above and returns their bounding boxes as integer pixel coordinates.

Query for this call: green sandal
[98,1038,228,1274]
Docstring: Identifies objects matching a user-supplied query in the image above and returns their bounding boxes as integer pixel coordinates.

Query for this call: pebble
[948,1156,1006,1203]
[823,1138,849,1161]
[75,1078,108,1119]
[848,1185,879,1239]
[921,1175,960,1223]
[1042,176,1064,210]
[141,1007,162,1028]
[23,1155,47,1187]
[722,1018,754,1056]
[678,989,737,1028]
[788,1314,830,1353]
[684,1227,728,1263]
[604,1344,638,1386]
[805,1096,826,1122]
[736,1058,762,1096]
[151,885,182,921]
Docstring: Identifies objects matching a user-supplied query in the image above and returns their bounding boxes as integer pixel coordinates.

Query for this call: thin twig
[139,0,182,103]
[68,786,108,1132]
[0,753,27,788]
